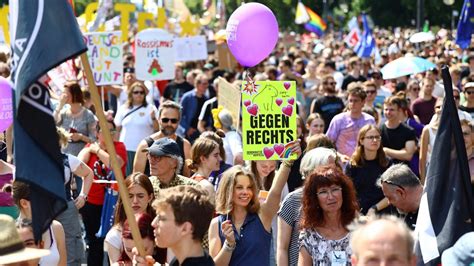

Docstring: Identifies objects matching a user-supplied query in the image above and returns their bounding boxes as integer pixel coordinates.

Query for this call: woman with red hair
[298,165,358,266]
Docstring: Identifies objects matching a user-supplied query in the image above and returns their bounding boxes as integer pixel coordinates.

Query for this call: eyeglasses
[161,118,179,124]
[133,91,145,95]
[317,187,342,198]
[365,90,377,94]
[323,81,336,86]
[383,180,405,191]
[364,135,381,141]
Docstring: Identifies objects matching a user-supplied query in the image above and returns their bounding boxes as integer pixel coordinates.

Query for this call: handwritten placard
[217,77,240,131]
[241,80,297,160]
[135,28,175,81]
[174,36,208,62]
[83,31,123,85]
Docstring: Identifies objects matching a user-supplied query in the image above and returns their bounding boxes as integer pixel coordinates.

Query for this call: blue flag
[354,14,376,58]
[456,0,474,50]
[9,0,87,242]
[415,66,474,265]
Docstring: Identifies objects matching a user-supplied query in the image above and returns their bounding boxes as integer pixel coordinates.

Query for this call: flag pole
[79,53,146,257]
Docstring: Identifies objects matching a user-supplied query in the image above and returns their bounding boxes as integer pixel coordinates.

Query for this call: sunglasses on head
[161,118,179,124]
[133,90,145,95]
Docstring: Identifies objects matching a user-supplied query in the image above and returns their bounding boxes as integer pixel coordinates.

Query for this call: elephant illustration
[252,84,278,111]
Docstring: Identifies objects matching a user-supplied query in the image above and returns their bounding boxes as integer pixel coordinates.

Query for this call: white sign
[174,35,208,62]
[135,28,175,81]
[83,31,123,85]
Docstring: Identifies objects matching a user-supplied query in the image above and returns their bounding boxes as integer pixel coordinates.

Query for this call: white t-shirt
[65,154,81,184]
[223,131,243,165]
[114,103,158,151]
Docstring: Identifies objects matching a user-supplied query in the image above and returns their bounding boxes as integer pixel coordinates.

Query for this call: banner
[241,80,297,160]
[135,28,175,81]
[217,77,240,130]
[9,0,87,242]
[174,35,208,62]
[83,31,123,85]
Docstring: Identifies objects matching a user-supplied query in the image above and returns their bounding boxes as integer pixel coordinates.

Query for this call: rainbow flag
[304,6,327,36]
[295,2,310,24]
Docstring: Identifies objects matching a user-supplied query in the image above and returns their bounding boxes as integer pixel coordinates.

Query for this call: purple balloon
[0,77,13,132]
[226,3,279,67]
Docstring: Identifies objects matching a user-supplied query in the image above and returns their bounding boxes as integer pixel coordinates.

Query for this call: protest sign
[216,42,237,70]
[241,80,297,160]
[174,36,208,62]
[83,31,123,85]
[48,60,77,96]
[135,28,175,81]
[217,77,240,131]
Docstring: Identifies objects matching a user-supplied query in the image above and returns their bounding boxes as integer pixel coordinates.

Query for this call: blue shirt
[218,213,271,266]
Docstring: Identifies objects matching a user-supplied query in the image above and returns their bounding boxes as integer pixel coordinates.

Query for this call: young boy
[135,185,215,266]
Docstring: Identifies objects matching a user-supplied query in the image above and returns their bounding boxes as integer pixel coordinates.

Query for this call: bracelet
[282,160,294,168]
[223,240,235,252]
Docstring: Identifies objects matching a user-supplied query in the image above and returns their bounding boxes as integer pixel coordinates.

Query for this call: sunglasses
[365,90,377,94]
[133,91,145,95]
[465,90,474,95]
[454,95,460,100]
[372,75,382,80]
[323,81,336,85]
[412,87,420,92]
[383,180,405,191]
[161,118,179,124]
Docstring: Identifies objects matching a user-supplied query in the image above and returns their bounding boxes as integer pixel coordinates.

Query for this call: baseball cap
[142,138,181,157]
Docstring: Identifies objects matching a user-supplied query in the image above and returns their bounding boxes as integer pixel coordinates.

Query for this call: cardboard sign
[83,31,123,85]
[216,42,237,70]
[217,77,240,131]
[174,36,208,62]
[241,80,297,160]
[135,28,175,81]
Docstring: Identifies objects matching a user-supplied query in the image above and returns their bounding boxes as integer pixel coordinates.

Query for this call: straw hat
[0,214,50,264]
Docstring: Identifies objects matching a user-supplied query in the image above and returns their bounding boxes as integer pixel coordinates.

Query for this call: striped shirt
[277,188,303,266]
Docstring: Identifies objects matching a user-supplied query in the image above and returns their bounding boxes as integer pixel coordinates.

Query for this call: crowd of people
[1,25,474,265]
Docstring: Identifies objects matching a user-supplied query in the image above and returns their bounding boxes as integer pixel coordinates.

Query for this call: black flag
[9,0,87,241]
[415,66,474,265]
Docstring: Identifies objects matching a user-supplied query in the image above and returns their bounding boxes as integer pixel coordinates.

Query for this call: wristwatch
[79,192,88,202]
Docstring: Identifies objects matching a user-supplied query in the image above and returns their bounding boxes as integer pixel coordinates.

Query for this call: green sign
[241,80,297,160]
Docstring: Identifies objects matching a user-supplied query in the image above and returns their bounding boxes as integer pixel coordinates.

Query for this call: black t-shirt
[344,160,390,214]
[460,105,474,119]
[191,96,206,129]
[380,122,417,163]
[342,74,366,91]
[163,81,194,103]
[170,252,215,266]
[311,96,345,132]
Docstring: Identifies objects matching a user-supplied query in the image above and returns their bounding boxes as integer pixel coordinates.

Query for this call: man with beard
[310,74,345,132]
[133,100,191,176]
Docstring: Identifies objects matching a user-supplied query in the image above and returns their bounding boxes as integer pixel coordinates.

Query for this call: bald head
[351,216,416,266]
